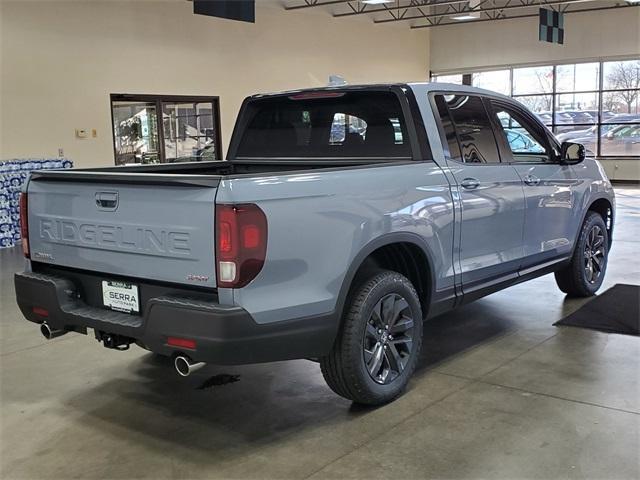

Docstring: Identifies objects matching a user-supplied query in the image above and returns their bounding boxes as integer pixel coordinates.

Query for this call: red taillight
[242,225,260,249]
[19,193,29,258]
[167,337,197,350]
[215,204,267,288]
[288,92,345,100]
[219,221,233,254]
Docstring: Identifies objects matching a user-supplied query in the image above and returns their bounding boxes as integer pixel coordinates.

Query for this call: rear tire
[554,211,609,297]
[320,270,423,405]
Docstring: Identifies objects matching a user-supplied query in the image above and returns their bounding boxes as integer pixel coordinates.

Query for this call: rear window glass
[235,91,412,158]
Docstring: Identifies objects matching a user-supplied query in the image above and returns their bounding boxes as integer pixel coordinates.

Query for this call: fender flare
[331,232,436,333]
[571,194,615,257]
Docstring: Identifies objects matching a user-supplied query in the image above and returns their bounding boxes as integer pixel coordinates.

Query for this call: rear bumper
[14,271,337,365]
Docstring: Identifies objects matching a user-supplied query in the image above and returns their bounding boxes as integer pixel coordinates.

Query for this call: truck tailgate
[26,175,218,288]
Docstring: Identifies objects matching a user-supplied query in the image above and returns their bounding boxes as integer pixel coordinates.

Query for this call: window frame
[110,93,223,165]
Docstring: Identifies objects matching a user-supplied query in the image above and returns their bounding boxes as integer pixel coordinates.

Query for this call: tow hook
[97,331,131,350]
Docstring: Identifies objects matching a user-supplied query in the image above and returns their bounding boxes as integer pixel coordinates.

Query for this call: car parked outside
[601,124,640,156]
[583,110,614,122]
[573,123,640,156]
[556,114,640,144]
[562,110,596,124]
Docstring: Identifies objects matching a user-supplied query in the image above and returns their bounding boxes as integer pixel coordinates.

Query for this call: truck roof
[248,82,513,102]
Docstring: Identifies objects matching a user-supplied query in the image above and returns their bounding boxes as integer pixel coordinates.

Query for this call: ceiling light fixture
[360,0,394,5]
[449,13,481,20]
[450,0,481,20]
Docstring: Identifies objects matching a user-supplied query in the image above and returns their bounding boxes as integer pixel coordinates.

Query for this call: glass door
[162,101,217,162]
[111,101,160,165]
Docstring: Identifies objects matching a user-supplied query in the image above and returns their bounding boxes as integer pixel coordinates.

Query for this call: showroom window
[431,73,464,85]
[110,94,221,165]
[432,58,640,157]
[472,70,510,95]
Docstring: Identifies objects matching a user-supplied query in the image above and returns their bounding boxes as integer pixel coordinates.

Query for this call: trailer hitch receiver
[96,331,132,351]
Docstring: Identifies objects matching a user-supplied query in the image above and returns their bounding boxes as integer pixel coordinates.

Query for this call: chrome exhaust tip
[40,323,67,340]
[174,355,206,377]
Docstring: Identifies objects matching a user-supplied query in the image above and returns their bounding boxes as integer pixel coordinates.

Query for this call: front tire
[320,270,423,405]
[555,211,609,297]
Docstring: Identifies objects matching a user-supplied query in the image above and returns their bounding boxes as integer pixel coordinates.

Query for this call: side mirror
[560,142,585,165]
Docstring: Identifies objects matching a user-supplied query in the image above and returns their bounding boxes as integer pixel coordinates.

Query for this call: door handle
[95,191,119,211]
[460,178,480,190]
[523,174,540,186]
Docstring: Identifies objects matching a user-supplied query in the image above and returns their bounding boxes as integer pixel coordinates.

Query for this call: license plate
[102,281,140,314]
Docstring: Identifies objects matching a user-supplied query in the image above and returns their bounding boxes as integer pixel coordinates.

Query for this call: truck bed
[24,159,407,291]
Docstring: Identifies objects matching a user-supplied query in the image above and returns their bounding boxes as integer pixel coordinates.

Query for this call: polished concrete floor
[1,187,638,480]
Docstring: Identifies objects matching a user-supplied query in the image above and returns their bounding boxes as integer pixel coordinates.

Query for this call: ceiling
[284,0,639,29]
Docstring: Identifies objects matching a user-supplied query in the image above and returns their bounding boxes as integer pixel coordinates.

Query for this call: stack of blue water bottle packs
[0,158,73,248]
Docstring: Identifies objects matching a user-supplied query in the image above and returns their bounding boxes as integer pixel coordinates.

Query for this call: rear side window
[235,91,412,158]
[434,95,462,161]
[436,94,501,164]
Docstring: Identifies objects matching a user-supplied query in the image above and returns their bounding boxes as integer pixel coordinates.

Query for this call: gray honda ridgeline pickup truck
[15,83,614,405]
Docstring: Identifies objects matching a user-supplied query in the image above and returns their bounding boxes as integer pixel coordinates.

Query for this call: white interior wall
[429,7,640,181]
[430,7,639,73]
[0,0,429,168]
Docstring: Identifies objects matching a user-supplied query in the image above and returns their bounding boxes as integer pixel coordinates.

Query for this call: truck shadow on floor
[54,299,523,458]
[416,300,517,373]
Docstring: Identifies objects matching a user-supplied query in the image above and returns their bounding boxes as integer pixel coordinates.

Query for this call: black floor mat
[554,284,640,336]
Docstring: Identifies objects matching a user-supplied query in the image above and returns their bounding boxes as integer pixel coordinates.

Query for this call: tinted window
[236,91,411,158]
[434,95,461,161]
[439,95,501,164]
[491,102,554,162]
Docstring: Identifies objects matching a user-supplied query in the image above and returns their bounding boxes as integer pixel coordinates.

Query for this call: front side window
[235,91,411,158]
[437,94,501,164]
[491,103,553,163]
